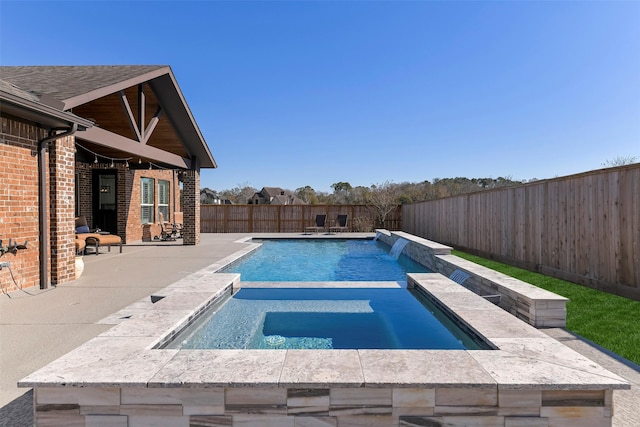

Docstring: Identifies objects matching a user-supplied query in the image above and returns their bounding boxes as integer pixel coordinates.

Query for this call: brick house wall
[75,164,181,243]
[75,162,94,226]
[1,116,48,292]
[125,169,181,242]
[1,115,187,293]
[182,169,200,245]
[49,135,76,284]
[2,113,191,292]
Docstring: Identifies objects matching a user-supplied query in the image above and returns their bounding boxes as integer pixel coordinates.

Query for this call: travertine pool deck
[18,235,630,426]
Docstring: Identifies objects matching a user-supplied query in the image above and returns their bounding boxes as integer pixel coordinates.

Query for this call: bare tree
[349,186,371,204]
[602,155,638,167]
[331,181,353,204]
[295,186,318,204]
[208,177,527,206]
[366,181,400,229]
[222,182,257,204]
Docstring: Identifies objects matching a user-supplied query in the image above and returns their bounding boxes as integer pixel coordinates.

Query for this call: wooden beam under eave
[142,106,163,145]
[138,83,145,137]
[79,126,191,168]
[119,90,142,142]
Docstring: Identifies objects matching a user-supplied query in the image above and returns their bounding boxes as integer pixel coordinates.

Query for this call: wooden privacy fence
[201,204,401,233]
[402,164,640,301]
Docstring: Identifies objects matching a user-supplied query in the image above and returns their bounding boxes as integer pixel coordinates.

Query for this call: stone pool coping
[19,237,629,393]
[377,230,570,328]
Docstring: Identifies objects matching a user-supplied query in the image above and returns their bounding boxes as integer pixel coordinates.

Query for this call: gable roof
[261,187,286,198]
[0,79,94,130]
[1,66,167,104]
[252,187,306,205]
[270,194,306,205]
[0,66,216,169]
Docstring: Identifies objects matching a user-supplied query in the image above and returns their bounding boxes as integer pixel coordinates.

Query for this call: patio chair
[75,216,122,255]
[75,238,86,255]
[305,214,326,234]
[329,214,349,234]
[157,212,178,241]
[173,212,184,238]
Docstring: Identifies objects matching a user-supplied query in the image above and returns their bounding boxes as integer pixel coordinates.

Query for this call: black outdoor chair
[329,214,349,234]
[305,214,326,234]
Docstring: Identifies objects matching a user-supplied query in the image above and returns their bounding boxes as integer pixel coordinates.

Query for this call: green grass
[452,250,640,365]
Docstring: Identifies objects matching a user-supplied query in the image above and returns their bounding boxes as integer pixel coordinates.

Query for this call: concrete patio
[0,233,638,426]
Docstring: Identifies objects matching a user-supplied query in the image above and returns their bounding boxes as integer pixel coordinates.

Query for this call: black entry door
[93,170,117,233]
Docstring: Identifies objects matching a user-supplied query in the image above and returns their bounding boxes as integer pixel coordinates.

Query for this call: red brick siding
[182,169,200,245]
[0,116,47,291]
[49,135,76,284]
[75,165,180,243]
[75,162,93,227]
[124,169,181,242]
[1,113,194,292]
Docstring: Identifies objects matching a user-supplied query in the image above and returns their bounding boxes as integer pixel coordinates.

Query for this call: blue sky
[1,1,638,193]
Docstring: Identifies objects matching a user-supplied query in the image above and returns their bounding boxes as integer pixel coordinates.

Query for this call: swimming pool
[23,233,622,427]
[221,238,430,281]
[167,287,489,350]
[167,238,488,350]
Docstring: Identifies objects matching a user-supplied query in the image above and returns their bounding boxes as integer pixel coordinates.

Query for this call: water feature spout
[389,238,410,260]
[373,232,381,242]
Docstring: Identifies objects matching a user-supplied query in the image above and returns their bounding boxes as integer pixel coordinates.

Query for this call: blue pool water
[221,239,430,281]
[167,238,488,350]
[171,288,486,350]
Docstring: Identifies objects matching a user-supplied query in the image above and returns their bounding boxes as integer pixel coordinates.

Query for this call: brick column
[182,169,200,245]
[49,134,76,284]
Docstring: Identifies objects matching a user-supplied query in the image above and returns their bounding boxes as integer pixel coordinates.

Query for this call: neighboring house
[200,188,233,205]
[0,65,216,291]
[248,187,306,205]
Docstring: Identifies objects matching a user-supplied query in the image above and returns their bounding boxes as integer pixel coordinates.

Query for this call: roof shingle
[0,65,166,102]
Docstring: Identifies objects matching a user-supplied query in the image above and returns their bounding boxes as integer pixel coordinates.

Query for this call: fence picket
[200,204,401,234]
[401,165,640,300]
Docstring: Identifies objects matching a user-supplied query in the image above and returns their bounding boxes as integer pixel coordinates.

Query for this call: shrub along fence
[402,164,640,301]
[200,204,401,233]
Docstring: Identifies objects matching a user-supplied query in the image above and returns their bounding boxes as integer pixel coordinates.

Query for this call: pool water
[222,239,430,281]
[169,288,487,350]
[167,238,487,350]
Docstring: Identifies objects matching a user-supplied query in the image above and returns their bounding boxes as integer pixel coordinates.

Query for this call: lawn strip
[452,250,640,365]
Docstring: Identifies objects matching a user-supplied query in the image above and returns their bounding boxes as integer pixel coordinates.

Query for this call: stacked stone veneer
[32,385,616,427]
[376,230,568,328]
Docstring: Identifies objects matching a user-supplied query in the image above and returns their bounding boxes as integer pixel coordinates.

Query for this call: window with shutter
[159,180,170,222]
[141,178,155,224]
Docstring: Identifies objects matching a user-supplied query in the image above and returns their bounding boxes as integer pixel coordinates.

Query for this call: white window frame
[158,179,170,223]
[141,177,155,224]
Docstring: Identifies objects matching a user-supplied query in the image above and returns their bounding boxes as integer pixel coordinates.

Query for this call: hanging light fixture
[138,158,142,164]
[125,160,129,168]
[110,159,115,168]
